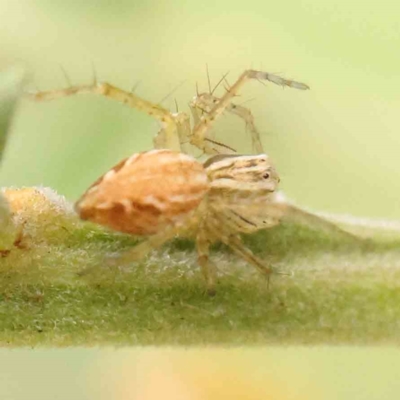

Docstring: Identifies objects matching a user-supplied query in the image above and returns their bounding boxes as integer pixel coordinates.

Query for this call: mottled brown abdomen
[75,149,209,235]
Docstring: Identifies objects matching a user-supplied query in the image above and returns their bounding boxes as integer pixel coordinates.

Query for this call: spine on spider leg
[205,70,252,122]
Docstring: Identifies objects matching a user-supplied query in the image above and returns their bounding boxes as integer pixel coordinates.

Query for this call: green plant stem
[0,187,399,346]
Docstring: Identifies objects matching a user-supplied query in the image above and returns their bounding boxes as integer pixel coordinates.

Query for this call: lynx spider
[29,69,309,294]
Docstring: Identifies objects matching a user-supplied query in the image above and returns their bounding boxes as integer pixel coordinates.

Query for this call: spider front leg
[173,112,194,155]
[209,215,274,279]
[28,80,185,151]
[190,92,264,154]
[190,69,309,155]
[188,100,238,155]
[222,233,273,280]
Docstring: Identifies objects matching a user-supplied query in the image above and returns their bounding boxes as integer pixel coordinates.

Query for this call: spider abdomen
[75,149,209,235]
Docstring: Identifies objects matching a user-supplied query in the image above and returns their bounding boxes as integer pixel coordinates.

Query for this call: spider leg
[226,101,264,154]
[189,101,202,129]
[190,69,309,154]
[191,92,264,154]
[173,112,193,154]
[222,234,273,278]
[78,227,177,277]
[196,226,218,295]
[210,215,274,279]
[27,80,183,151]
[109,224,181,265]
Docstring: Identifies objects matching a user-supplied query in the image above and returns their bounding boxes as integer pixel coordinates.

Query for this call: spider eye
[263,172,270,179]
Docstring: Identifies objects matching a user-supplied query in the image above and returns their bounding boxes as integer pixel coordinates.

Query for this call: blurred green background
[0,1,399,398]
[0,0,398,219]
[1,348,400,400]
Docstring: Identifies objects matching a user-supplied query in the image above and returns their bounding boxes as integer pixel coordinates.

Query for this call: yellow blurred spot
[94,350,319,400]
